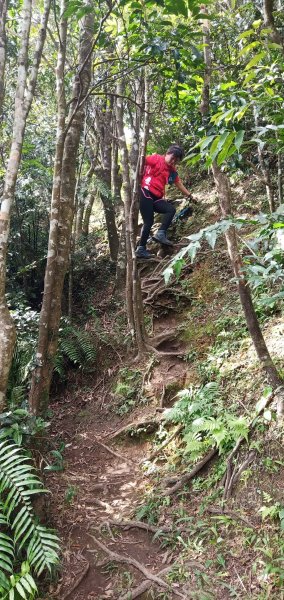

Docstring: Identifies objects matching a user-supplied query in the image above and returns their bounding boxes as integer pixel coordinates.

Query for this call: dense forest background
[0,0,284,597]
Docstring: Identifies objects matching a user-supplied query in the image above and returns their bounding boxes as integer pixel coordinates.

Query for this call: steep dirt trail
[46,351,190,600]
[45,185,223,599]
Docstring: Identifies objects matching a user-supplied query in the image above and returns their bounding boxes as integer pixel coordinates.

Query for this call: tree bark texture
[82,192,95,237]
[253,105,275,212]
[277,150,283,205]
[263,0,284,51]
[0,0,7,115]
[111,134,122,208]
[29,5,94,415]
[115,79,148,354]
[201,8,283,412]
[94,97,119,261]
[0,0,50,410]
[212,161,283,393]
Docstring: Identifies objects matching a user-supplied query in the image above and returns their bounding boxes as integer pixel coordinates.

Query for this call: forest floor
[44,175,284,600]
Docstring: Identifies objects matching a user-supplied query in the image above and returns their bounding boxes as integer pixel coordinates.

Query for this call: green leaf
[239,41,260,56]
[245,51,266,70]
[204,229,217,249]
[236,29,254,41]
[220,81,238,90]
[15,581,27,599]
[234,130,245,151]
[216,132,235,165]
[165,0,188,17]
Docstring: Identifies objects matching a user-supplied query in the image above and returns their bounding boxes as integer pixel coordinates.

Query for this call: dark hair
[166,144,184,160]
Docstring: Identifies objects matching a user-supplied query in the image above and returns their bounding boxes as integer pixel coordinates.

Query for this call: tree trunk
[0,0,7,115]
[94,97,119,261]
[201,7,284,414]
[212,162,283,396]
[115,79,148,354]
[277,149,283,205]
[29,4,94,415]
[0,0,50,410]
[253,105,275,212]
[263,0,284,50]
[111,135,122,208]
[82,191,95,236]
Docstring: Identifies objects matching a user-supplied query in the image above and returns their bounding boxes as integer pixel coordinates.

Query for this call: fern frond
[0,440,60,576]
[0,561,37,599]
[27,526,60,575]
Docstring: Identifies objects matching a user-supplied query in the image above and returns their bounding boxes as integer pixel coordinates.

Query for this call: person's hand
[186,193,197,204]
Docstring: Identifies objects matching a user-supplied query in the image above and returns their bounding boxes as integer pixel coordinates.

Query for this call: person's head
[165,144,184,166]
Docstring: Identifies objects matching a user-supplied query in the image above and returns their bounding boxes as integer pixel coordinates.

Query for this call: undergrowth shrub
[165,382,249,460]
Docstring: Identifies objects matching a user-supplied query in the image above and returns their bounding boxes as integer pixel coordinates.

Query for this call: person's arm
[174,179,193,198]
[145,154,159,167]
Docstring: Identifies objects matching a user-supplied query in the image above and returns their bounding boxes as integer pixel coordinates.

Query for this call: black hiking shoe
[135,246,154,259]
[152,230,173,246]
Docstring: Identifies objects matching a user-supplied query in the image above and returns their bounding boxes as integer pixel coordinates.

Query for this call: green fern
[0,440,60,595]
[54,323,96,379]
[0,561,37,599]
[165,382,250,460]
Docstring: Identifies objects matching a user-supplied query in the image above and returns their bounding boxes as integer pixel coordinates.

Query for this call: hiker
[135,144,194,259]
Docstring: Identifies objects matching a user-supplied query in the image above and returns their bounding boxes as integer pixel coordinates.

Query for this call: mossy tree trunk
[0,0,50,410]
[29,3,95,415]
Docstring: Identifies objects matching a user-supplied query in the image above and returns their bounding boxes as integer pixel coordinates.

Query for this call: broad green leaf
[220,81,237,90]
[236,29,254,41]
[163,267,174,285]
[245,51,266,70]
[204,229,217,248]
[239,41,260,57]
[165,0,187,17]
[199,135,215,151]
[252,19,262,29]
[235,130,245,151]
[15,581,27,599]
[173,258,185,278]
[217,132,236,165]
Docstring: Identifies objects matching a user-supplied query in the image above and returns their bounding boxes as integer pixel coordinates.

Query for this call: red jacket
[141,154,179,198]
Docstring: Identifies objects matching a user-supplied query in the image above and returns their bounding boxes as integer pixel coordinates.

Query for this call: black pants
[139,188,176,246]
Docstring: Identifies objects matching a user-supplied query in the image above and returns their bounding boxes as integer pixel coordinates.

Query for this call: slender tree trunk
[75,202,84,242]
[115,79,148,354]
[0,0,50,410]
[201,7,284,414]
[263,0,284,50]
[115,222,127,291]
[212,162,283,394]
[82,191,95,236]
[0,0,7,115]
[94,97,119,261]
[253,105,275,212]
[29,5,94,415]
[111,135,122,207]
[277,149,283,205]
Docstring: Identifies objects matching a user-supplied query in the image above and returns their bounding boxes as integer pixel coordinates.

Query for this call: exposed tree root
[107,416,162,440]
[224,450,256,500]
[206,506,255,528]
[92,436,136,465]
[223,387,280,498]
[146,424,184,462]
[118,560,206,600]
[88,534,171,589]
[149,328,178,347]
[162,447,218,496]
[100,518,172,534]
[117,566,173,600]
[61,561,90,599]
